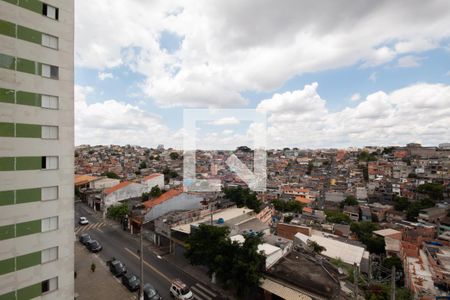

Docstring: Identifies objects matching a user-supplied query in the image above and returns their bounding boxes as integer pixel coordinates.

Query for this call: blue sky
[74,0,450,149]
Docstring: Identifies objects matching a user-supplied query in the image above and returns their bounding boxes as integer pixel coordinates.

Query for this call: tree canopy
[103,171,120,179]
[223,186,262,213]
[150,185,162,198]
[417,183,444,200]
[185,224,265,297]
[169,152,180,160]
[107,203,129,220]
[325,210,351,224]
[272,199,304,214]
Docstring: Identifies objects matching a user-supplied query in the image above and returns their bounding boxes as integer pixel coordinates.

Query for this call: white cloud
[258,82,450,148]
[75,85,176,147]
[350,93,361,101]
[209,117,240,125]
[369,72,377,82]
[98,72,114,80]
[397,55,425,68]
[75,0,450,107]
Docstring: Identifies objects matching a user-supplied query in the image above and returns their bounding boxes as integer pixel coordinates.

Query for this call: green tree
[272,199,304,214]
[393,196,410,212]
[103,171,120,179]
[185,225,265,298]
[139,161,147,169]
[150,185,162,198]
[417,183,444,200]
[308,240,326,254]
[406,198,435,221]
[169,152,180,160]
[340,195,358,208]
[223,186,262,213]
[141,192,150,201]
[350,222,385,254]
[107,203,129,220]
[325,210,351,224]
[358,151,377,162]
[306,161,314,175]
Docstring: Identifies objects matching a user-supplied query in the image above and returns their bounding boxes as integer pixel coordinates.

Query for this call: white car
[79,217,89,225]
[169,279,193,300]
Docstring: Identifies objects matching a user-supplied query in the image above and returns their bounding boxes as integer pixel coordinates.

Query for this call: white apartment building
[0,0,74,299]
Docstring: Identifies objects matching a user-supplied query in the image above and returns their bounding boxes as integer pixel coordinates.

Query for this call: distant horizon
[75,142,450,151]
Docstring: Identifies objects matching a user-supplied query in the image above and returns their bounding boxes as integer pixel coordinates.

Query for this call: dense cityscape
[1,0,450,300]
[72,143,450,299]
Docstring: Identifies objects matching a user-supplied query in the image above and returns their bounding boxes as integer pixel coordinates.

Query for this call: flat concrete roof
[172,207,254,234]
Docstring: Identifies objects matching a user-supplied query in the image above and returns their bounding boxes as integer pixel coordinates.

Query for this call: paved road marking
[75,222,106,234]
[195,283,217,298]
[124,247,171,283]
[191,285,212,300]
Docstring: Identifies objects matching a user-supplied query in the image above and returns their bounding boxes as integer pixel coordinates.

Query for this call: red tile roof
[142,188,183,209]
[142,173,163,181]
[104,181,132,195]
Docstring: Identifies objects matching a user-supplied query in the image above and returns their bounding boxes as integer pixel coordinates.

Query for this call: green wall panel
[17,25,41,44]
[0,53,15,70]
[0,19,16,38]
[0,257,15,275]
[16,251,40,270]
[18,0,42,14]
[0,291,15,300]
[16,156,41,170]
[17,283,41,300]
[16,219,41,237]
[16,188,40,204]
[0,157,15,171]
[0,122,14,137]
[16,58,36,75]
[0,224,15,240]
[16,91,40,107]
[15,123,41,138]
[0,190,14,206]
[0,88,15,104]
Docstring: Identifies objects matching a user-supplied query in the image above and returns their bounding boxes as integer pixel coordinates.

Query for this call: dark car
[79,233,91,245]
[85,239,102,252]
[122,273,140,292]
[107,258,127,277]
[143,283,162,300]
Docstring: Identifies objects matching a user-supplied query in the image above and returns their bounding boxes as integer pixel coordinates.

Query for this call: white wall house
[141,173,164,190]
[89,177,120,190]
[103,182,146,207]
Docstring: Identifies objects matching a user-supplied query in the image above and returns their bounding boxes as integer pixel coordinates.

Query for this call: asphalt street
[75,201,218,300]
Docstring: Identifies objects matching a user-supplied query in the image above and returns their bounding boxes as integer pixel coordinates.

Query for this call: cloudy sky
[75,0,450,149]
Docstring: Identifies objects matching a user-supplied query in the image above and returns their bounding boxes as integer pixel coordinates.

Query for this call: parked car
[85,239,102,252]
[107,258,127,277]
[122,273,140,292]
[143,283,162,300]
[79,216,89,225]
[78,233,91,245]
[169,279,193,300]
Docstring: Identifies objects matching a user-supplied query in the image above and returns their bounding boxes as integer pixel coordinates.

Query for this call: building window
[41,247,58,263]
[42,277,58,294]
[41,156,58,170]
[41,126,58,139]
[41,95,58,109]
[41,34,58,49]
[41,186,58,201]
[41,64,58,79]
[42,4,58,20]
[41,216,58,232]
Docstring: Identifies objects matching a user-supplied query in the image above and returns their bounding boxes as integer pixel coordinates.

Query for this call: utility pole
[368,255,372,286]
[354,263,358,300]
[390,266,396,300]
[139,223,144,300]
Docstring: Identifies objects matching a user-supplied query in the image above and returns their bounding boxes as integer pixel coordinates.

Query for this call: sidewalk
[74,242,135,300]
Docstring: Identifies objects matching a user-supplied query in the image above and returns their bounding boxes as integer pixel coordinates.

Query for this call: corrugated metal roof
[261,278,312,300]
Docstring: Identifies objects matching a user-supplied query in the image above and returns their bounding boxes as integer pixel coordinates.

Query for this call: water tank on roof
[217,218,224,224]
